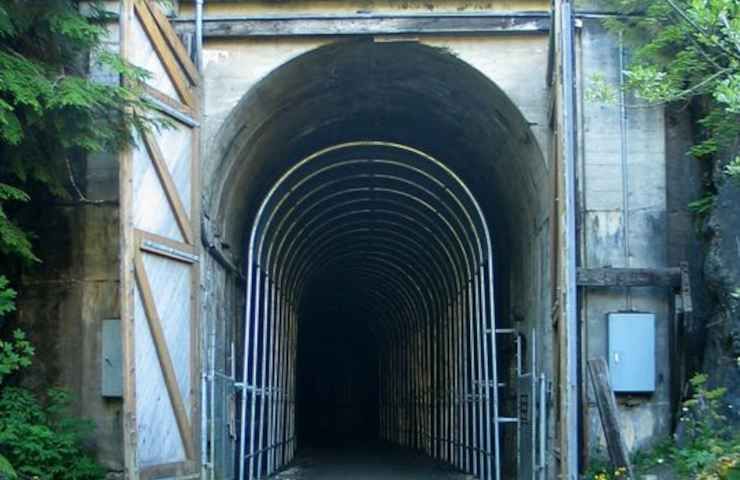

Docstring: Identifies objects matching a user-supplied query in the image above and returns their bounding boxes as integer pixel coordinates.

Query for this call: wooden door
[119,1,202,478]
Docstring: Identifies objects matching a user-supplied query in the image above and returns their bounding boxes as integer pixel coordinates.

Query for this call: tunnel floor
[269,443,474,480]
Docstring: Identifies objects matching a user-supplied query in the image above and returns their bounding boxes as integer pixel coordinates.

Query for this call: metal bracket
[142,239,199,263]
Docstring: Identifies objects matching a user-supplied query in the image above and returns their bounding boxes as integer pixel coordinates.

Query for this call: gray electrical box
[102,319,123,397]
[608,312,655,393]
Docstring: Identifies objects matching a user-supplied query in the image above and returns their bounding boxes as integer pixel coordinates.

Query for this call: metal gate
[119,1,202,478]
[235,142,504,480]
[515,330,548,480]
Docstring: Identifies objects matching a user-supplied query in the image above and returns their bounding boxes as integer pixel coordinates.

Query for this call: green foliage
[688,192,716,217]
[725,156,740,181]
[585,72,619,104]
[0,329,33,385]
[0,4,158,477]
[0,275,16,317]
[598,0,740,161]
[0,387,105,480]
[0,0,163,332]
[0,332,102,479]
[593,374,740,480]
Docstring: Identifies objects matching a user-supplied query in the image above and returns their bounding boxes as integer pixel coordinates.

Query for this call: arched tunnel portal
[205,40,550,480]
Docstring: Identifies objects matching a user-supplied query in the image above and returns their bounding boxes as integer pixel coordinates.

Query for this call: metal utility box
[101,319,123,397]
[608,312,656,393]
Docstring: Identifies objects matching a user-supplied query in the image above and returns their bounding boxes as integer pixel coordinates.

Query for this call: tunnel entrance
[238,143,500,480]
[205,40,551,480]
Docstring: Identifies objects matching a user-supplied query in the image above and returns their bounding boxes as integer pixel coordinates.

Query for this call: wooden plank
[144,85,196,123]
[134,253,197,461]
[138,230,199,263]
[587,358,635,479]
[119,0,140,476]
[187,88,202,474]
[134,0,195,108]
[577,267,682,288]
[173,13,551,38]
[139,230,198,257]
[143,0,200,86]
[141,129,194,244]
[140,460,198,480]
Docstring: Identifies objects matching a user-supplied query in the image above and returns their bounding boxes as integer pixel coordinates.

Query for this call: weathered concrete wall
[578,19,672,456]
[13,158,124,471]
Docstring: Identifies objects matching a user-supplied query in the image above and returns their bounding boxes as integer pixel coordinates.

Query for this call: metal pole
[195,0,203,71]
[560,2,581,478]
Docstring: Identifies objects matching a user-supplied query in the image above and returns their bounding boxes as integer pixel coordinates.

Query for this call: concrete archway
[203,40,551,479]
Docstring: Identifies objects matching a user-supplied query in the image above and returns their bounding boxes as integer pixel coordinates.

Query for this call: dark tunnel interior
[296,298,379,447]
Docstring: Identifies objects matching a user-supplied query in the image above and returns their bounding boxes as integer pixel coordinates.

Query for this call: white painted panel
[142,252,192,418]
[132,132,185,242]
[130,14,179,101]
[158,122,193,213]
[135,284,186,467]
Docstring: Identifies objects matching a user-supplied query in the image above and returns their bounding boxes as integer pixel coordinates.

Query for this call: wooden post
[587,357,636,480]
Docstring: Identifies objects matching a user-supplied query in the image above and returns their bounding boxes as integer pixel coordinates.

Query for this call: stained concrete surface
[269,444,475,480]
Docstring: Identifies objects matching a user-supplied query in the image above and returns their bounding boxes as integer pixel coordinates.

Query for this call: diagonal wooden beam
[141,129,194,245]
[143,0,200,86]
[134,252,196,461]
[134,0,195,108]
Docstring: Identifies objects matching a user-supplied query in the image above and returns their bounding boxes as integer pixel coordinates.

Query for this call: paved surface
[270,444,474,479]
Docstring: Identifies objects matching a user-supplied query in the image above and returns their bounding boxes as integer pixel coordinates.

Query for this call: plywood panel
[133,133,185,242]
[157,122,193,213]
[142,252,193,416]
[130,14,180,102]
[135,284,187,467]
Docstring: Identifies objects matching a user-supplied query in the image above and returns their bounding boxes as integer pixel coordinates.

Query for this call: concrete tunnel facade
[201,41,552,479]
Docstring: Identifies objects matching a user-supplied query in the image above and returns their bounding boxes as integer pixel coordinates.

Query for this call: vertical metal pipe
[266,283,279,474]
[238,261,255,480]
[473,269,485,477]
[479,266,492,479]
[560,3,581,478]
[195,0,203,71]
[208,299,216,480]
[468,281,476,476]
[255,272,272,478]
[277,292,288,467]
[248,266,264,479]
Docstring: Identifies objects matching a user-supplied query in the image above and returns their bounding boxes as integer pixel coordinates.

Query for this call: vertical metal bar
[278,292,288,468]
[267,283,280,474]
[474,269,486,478]
[248,266,263,480]
[208,300,216,480]
[539,373,547,480]
[532,329,538,480]
[486,259,502,480]
[467,283,478,477]
[479,266,493,480]
[238,261,255,480]
[255,272,271,478]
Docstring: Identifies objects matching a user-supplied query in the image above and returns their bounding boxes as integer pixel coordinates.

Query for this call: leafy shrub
[0,387,104,480]
[587,374,740,479]
[0,331,102,479]
[0,329,33,386]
